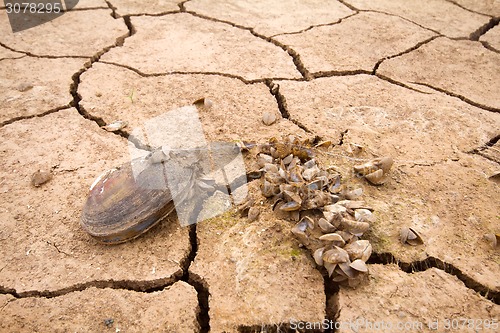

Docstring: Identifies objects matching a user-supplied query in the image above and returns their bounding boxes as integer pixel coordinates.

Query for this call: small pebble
[262,111,276,126]
[104,318,114,327]
[31,170,53,187]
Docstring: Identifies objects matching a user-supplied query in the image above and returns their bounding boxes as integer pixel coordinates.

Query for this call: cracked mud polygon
[0,1,499,332]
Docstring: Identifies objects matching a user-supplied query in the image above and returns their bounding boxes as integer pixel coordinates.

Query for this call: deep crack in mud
[410,81,500,113]
[265,80,312,134]
[372,35,440,75]
[469,17,500,41]
[368,252,499,305]
[181,224,210,333]
[0,274,181,299]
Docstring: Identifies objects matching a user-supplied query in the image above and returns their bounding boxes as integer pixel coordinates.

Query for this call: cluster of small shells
[247,136,394,287]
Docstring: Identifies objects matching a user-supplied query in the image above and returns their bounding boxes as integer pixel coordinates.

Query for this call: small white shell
[102,120,127,132]
[336,200,368,210]
[322,246,349,264]
[354,209,375,223]
[318,218,336,233]
[203,98,214,108]
[257,153,273,167]
[262,163,279,173]
[313,247,325,266]
[303,159,316,169]
[282,154,293,165]
[302,166,319,181]
[350,259,368,272]
[319,233,346,246]
[323,203,347,214]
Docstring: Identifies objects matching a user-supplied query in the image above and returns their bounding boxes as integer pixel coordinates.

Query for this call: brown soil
[0,0,498,332]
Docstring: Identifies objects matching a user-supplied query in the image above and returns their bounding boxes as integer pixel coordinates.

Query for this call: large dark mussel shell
[81,158,175,244]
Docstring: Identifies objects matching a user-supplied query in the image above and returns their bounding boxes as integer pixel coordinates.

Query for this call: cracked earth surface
[0,1,499,332]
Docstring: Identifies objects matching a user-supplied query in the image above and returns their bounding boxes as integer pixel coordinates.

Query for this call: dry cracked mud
[0,0,499,332]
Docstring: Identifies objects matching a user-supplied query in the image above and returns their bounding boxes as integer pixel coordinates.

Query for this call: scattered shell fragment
[400,227,424,246]
[354,156,393,185]
[282,154,293,165]
[302,166,319,181]
[262,111,277,126]
[238,197,255,216]
[323,211,342,229]
[315,141,332,148]
[354,209,375,223]
[280,201,301,211]
[488,172,500,184]
[257,153,273,167]
[247,206,261,222]
[102,120,127,132]
[348,143,363,154]
[336,230,355,243]
[261,180,279,197]
[291,219,310,245]
[31,170,53,187]
[193,97,213,108]
[483,233,499,248]
[345,188,363,200]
